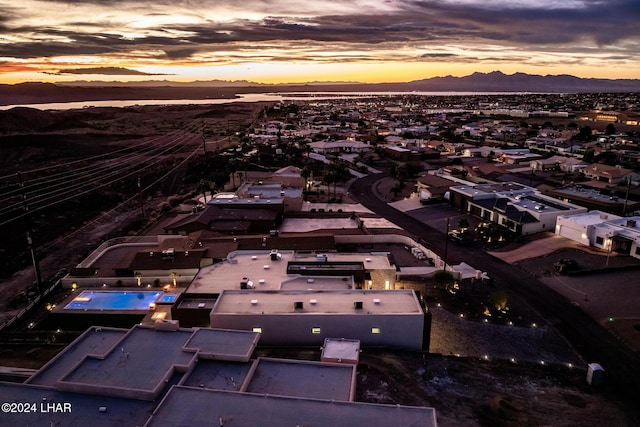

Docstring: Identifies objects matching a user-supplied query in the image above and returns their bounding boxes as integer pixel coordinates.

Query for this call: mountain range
[2,71,639,106]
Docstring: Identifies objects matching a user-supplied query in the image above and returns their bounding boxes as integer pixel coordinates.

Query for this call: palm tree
[324,161,350,200]
[198,179,210,203]
[227,161,237,188]
[301,167,311,191]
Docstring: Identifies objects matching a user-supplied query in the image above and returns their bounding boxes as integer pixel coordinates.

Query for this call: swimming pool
[64,290,163,310]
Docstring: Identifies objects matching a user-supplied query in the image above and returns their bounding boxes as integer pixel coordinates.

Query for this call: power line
[36,140,207,254]
[0,122,201,201]
[0,136,196,219]
[0,123,203,226]
[0,123,201,181]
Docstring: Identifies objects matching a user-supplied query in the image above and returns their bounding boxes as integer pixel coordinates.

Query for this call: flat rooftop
[145,386,438,427]
[0,382,155,427]
[37,325,260,400]
[183,328,258,362]
[280,275,354,290]
[27,327,128,387]
[280,217,360,233]
[208,197,284,207]
[240,182,302,198]
[322,338,361,365]
[188,251,293,294]
[245,357,355,401]
[301,202,373,213]
[181,360,252,391]
[58,327,196,398]
[511,194,572,212]
[211,290,423,315]
[452,182,531,198]
[552,186,628,204]
[187,251,392,295]
[559,210,622,226]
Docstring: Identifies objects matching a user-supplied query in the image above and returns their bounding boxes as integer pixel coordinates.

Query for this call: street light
[605,234,613,267]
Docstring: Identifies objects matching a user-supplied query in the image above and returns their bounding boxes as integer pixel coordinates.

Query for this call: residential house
[449,182,587,235]
[582,164,637,185]
[556,211,640,260]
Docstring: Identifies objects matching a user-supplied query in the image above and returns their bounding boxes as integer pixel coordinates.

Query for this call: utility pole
[622,177,631,216]
[17,172,43,295]
[443,217,450,272]
[201,120,207,154]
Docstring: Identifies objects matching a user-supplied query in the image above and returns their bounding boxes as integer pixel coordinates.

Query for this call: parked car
[448,230,465,244]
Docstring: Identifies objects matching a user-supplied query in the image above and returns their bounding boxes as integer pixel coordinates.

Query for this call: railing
[0,281,61,331]
[77,236,159,267]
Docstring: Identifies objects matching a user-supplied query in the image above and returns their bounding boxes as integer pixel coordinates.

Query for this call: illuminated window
[371,327,381,334]
[311,327,321,334]
[252,327,262,333]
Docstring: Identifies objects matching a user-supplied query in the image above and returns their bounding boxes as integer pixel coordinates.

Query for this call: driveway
[488,233,583,264]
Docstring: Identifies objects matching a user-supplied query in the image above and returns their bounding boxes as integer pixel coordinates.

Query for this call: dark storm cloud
[52,66,165,75]
[1,0,639,61]
[421,53,458,58]
[402,0,640,45]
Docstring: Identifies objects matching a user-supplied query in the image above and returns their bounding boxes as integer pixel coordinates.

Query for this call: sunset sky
[1,0,639,84]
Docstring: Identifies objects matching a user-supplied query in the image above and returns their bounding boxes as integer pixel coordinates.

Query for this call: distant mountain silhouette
[2,71,640,106]
[402,71,640,92]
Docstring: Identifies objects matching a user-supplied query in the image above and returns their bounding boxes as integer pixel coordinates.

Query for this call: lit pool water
[64,290,162,310]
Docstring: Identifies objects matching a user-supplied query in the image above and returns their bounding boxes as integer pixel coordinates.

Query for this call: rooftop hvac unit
[354,301,363,310]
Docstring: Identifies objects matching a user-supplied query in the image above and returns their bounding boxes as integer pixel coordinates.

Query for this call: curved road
[351,173,640,410]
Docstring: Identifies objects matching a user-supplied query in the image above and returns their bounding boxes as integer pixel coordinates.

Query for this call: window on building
[311,327,321,334]
[596,236,604,245]
[252,327,262,333]
[635,247,640,256]
[371,327,381,334]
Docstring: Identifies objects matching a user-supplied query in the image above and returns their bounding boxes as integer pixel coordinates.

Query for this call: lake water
[0,91,524,111]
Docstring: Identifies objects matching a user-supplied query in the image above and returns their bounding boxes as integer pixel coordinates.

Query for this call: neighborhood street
[350,173,640,403]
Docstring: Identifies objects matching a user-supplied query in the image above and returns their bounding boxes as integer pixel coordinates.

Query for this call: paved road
[350,173,640,403]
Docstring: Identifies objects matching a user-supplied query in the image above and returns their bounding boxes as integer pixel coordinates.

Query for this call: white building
[556,211,640,259]
[309,140,372,154]
[449,182,587,235]
[210,289,429,350]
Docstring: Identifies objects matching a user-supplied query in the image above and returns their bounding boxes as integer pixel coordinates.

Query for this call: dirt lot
[0,102,270,326]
